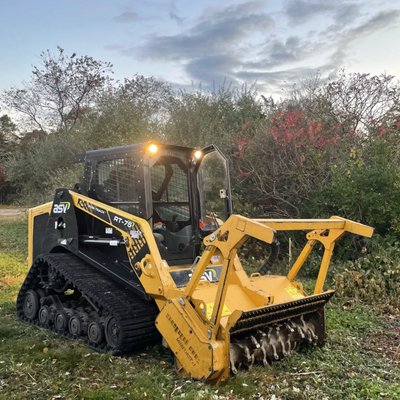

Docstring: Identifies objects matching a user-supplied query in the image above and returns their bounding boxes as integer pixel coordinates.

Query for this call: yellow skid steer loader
[17,142,373,382]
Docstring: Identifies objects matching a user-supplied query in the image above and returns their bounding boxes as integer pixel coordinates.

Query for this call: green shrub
[5,133,85,205]
[333,235,400,311]
[310,136,400,236]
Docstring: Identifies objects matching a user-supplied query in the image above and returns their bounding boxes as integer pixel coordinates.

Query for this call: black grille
[94,158,141,214]
[151,163,190,221]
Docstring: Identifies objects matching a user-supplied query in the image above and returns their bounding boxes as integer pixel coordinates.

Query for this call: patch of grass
[0,219,28,257]
[327,301,381,334]
[0,220,399,399]
[0,242,27,311]
[1,287,399,399]
[262,303,400,399]
[0,253,26,279]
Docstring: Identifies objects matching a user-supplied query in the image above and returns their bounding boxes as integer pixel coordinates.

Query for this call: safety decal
[205,302,231,320]
[77,199,110,223]
[285,286,304,300]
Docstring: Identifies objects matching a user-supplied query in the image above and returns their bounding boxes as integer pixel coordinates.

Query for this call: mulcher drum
[231,291,335,337]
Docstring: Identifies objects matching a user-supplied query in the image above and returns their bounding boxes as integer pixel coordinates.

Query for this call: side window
[94,158,141,214]
[151,162,190,222]
[168,164,189,203]
[151,164,167,201]
[198,150,230,230]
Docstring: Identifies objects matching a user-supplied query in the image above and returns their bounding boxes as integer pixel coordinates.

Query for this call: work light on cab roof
[147,143,158,155]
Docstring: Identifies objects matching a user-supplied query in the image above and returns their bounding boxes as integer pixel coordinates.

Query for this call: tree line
[1,47,400,238]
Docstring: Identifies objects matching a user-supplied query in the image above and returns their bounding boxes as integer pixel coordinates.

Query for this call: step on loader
[17,142,373,382]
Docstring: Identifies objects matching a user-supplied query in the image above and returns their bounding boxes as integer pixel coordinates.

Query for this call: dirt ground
[0,208,26,221]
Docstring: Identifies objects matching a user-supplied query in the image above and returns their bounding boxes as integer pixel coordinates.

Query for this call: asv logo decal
[188,268,218,282]
[201,269,218,282]
[53,202,71,214]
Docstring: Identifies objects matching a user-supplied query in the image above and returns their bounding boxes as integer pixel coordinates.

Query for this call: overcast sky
[0,0,400,97]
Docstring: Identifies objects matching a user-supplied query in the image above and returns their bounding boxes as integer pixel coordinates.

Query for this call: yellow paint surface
[285,286,304,300]
[206,302,231,319]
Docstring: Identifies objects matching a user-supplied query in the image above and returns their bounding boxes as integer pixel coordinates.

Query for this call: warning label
[205,303,231,319]
[285,286,304,300]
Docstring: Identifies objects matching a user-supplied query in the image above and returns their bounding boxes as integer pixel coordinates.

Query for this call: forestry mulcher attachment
[17,143,373,382]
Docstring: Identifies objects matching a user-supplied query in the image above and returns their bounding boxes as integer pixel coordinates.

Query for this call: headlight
[148,143,158,154]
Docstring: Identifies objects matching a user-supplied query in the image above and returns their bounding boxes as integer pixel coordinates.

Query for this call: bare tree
[1,47,113,132]
[292,71,400,135]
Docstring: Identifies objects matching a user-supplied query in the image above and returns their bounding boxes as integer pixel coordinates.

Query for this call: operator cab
[81,142,232,266]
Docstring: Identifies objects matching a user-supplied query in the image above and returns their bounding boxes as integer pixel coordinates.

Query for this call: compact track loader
[17,142,373,382]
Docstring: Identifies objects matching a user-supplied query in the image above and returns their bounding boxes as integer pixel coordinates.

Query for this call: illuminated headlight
[193,150,203,160]
[148,143,158,154]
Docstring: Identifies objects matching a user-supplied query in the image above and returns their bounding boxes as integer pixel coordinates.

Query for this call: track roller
[87,321,104,345]
[38,305,51,326]
[104,317,121,349]
[68,315,82,337]
[22,290,40,320]
[54,310,69,332]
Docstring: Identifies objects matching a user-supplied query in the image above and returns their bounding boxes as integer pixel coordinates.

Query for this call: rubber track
[17,253,160,354]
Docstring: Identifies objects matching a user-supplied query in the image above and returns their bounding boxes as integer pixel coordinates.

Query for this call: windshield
[198,150,230,231]
[151,159,190,222]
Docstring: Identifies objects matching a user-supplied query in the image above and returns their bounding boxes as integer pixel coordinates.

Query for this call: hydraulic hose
[258,240,280,275]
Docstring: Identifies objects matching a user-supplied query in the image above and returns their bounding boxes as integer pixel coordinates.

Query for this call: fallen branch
[288,371,323,376]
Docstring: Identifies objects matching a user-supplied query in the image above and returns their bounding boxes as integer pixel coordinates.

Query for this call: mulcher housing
[17,142,373,382]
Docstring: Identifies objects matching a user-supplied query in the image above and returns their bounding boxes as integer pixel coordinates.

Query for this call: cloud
[114,10,138,23]
[129,1,274,88]
[169,1,184,24]
[347,9,400,38]
[244,6,400,86]
[333,3,362,27]
[245,36,306,70]
[322,8,400,70]
[112,1,400,94]
[286,0,339,24]
[138,1,274,62]
[285,0,362,27]
[236,58,341,95]
[186,54,240,83]
[238,66,321,85]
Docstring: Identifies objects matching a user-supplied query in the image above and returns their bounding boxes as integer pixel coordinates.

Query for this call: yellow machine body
[27,190,373,382]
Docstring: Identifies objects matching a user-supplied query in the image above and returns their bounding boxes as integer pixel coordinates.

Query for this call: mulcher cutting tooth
[229,338,256,373]
[276,328,288,357]
[296,315,318,345]
[229,342,246,374]
[253,330,270,367]
[243,335,260,370]
[285,320,295,333]
[267,330,280,361]
[281,320,296,355]
[291,318,306,339]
